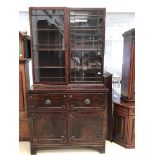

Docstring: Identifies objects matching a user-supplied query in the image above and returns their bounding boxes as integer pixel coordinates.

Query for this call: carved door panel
[32,112,67,144]
[68,111,106,144]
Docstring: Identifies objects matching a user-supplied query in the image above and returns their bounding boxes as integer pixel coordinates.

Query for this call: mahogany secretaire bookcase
[27,7,109,154]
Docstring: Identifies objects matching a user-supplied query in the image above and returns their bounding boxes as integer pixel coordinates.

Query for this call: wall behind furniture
[105,13,134,77]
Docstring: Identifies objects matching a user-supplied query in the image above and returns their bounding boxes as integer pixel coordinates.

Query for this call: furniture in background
[19,31,31,140]
[19,31,31,59]
[121,29,135,102]
[27,7,109,155]
[112,75,121,89]
[113,96,135,148]
[19,59,30,140]
[113,28,135,148]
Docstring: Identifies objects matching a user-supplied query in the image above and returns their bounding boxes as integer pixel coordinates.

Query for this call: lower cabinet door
[68,111,106,144]
[31,112,67,144]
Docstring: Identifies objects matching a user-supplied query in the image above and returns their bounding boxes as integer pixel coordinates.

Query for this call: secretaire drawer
[68,94,105,110]
[27,93,66,110]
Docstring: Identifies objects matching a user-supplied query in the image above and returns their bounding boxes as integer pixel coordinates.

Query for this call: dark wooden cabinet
[19,32,31,59]
[19,59,30,140]
[113,99,135,148]
[27,86,108,154]
[121,29,135,102]
[27,7,108,154]
[113,28,135,148]
[19,31,31,140]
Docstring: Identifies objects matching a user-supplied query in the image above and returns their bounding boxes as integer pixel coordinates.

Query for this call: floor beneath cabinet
[19,141,135,155]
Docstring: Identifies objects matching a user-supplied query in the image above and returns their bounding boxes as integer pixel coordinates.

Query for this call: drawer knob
[45,99,52,105]
[84,98,91,105]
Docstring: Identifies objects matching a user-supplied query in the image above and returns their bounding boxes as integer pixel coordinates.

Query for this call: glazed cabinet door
[29,8,68,84]
[68,111,106,144]
[31,112,67,144]
[69,9,105,83]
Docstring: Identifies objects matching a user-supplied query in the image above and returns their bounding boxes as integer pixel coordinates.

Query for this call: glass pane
[32,15,64,49]
[34,50,65,82]
[70,32,103,50]
[70,15,103,28]
[70,10,104,16]
[70,10,104,83]
[36,50,65,66]
[31,9,66,83]
[39,68,65,82]
[32,10,64,15]
[70,51,102,82]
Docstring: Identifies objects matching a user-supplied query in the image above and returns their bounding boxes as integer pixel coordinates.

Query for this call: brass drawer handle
[84,98,91,105]
[44,99,52,105]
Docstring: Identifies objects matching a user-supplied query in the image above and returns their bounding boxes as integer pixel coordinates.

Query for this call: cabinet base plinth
[30,144,105,155]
